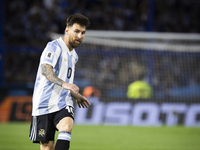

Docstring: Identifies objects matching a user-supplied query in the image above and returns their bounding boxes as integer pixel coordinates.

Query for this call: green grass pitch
[0,122,200,150]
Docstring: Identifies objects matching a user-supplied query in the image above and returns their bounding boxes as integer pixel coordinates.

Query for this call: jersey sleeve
[40,41,61,68]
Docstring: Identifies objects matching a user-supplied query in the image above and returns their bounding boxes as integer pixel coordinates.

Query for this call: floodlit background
[0,0,200,150]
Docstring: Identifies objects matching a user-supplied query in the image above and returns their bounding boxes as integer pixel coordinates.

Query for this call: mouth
[75,40,81,43]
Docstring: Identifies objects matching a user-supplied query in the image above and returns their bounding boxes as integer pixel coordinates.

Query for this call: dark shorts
[29,106,74,143]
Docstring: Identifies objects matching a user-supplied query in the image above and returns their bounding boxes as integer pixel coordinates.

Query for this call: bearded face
[67,23,86,50]
[68,33,82,48]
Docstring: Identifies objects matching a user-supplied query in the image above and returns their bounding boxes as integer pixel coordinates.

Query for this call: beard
[69,38,82,49]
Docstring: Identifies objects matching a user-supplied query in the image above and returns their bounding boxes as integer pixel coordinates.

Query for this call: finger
[76,100,81,108]
[80,103,85,108]
[83,100,90,108]
[82,96,90,105]
[85,99,90,106]
[83,101,89,108]
[78,103,81,108]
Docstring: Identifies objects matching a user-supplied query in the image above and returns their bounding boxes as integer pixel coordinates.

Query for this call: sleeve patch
[45,52,54,60]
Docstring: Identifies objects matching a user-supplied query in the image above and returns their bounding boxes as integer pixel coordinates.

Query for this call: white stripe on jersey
[32,37,78,116]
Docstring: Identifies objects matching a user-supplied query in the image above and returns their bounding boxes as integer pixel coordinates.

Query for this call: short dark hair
[66,14,90,28]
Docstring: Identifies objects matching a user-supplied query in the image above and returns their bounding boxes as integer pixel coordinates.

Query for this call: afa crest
[47,52,51,58]
[45,51,53,60]
[39,129,45,137]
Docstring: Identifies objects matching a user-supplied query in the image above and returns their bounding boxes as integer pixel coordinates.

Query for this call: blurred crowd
[74,46,200,99]
[2,0,200,99]
[4,51,40,85]
[3,0,200,47]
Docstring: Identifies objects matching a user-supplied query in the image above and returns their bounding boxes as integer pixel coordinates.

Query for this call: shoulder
[45,39,61,53]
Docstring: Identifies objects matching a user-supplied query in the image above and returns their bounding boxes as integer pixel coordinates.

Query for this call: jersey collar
[58,37,74,55]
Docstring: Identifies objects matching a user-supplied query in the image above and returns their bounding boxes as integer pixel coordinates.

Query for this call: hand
[62,82,79,95]
[76,95,90,108]
[71,91,90,108]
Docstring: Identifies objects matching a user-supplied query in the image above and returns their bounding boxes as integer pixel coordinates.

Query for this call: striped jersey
[32,37,78,116]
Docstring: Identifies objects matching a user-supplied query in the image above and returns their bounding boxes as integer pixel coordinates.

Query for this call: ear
[65,27,69,35]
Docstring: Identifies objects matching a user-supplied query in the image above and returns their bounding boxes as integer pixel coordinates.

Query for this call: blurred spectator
[3,0,200,47]
[83,86,101,98]
[127,80,153,99]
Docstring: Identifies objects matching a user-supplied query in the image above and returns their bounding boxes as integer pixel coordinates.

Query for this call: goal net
[49,31,200,126]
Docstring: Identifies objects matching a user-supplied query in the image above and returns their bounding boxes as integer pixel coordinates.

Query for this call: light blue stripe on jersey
[43,42,56,65]
[57,90,69,110]
[38,41,62,115]
[57,52,73,109]
[39,81,56,114]
[53,41,62,77]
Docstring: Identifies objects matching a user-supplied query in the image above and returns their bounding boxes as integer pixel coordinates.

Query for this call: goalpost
[49,31,200,126]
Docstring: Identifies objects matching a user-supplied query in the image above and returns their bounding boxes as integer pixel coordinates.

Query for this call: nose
[78,33,83,39]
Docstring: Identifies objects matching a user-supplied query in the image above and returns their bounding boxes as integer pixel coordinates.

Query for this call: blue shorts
[29,106,74,143]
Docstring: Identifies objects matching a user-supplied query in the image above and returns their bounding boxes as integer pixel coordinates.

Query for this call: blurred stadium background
[0,0,200,149]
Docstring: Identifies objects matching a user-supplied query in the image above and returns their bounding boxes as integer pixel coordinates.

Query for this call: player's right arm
[41,63,79,94]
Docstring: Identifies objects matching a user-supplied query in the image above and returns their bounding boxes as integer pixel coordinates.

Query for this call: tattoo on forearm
[41,64,64,86]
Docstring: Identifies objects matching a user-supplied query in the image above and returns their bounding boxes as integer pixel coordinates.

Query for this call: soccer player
[29,14,90,150]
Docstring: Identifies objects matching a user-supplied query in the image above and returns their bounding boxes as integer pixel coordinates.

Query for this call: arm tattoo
[41,64,64,86]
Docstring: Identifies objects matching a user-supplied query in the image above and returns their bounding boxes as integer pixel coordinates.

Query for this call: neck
[62,37,73,51]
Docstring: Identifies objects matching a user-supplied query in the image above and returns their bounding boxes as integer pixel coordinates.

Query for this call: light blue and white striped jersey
[32,37,78,116]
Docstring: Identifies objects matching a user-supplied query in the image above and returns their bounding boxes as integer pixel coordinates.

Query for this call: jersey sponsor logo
[64,58,67,62]
[39,129,45,137]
